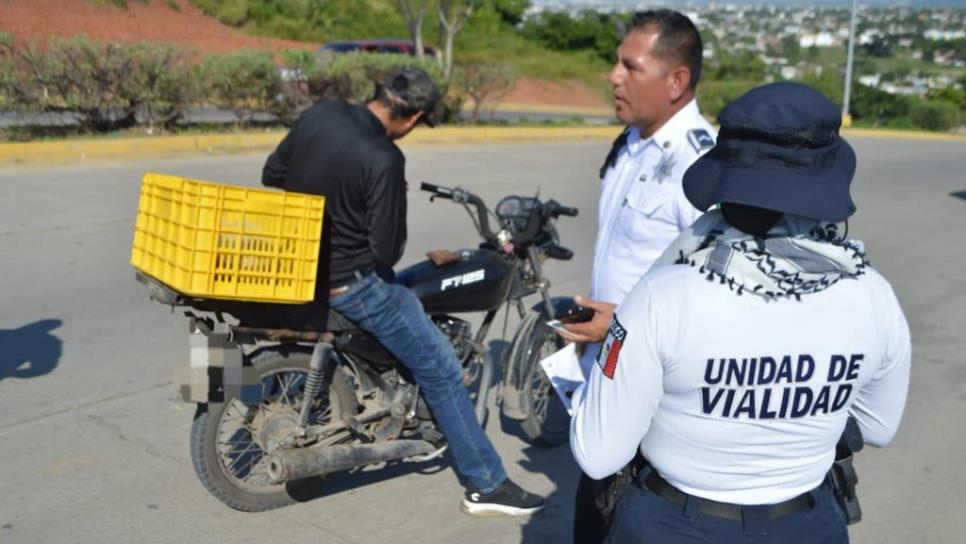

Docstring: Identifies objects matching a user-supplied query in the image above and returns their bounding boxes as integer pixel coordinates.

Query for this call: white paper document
[539,343,586,415]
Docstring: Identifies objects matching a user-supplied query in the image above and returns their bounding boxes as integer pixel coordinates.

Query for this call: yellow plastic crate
[131,172,325,304]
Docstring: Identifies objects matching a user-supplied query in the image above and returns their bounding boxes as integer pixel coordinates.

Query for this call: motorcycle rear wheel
[189,347,354,512]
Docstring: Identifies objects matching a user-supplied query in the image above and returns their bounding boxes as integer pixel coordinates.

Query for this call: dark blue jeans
[606,469,849,544]
[328,272,507,494]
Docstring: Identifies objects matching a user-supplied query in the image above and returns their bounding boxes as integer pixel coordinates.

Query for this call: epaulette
[687,128,715,153]
[599,128,630,179]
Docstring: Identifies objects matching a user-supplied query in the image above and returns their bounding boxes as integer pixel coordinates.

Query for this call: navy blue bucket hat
[683,82,857,223]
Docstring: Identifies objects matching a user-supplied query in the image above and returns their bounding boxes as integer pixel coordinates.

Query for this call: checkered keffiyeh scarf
[657,209,869,300]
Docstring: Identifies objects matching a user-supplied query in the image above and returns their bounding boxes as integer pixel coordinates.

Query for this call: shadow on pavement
[288,338,515,504]
[493,340,578,543]
[288,333,582,534]
[290,456,450,503]
[0,319,64,382]
[519,443,579,543]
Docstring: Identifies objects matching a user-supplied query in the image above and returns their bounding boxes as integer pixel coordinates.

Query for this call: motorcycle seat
[325,308,356,332]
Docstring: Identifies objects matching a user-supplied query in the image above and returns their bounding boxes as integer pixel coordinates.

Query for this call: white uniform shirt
[571,265,911,505]
[590,99,715,305]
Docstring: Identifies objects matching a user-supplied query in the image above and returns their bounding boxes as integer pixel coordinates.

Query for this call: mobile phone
[546,319,568,333]
[559,305,595,324]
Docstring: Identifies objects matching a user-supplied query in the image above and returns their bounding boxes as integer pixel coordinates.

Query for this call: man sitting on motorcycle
[261,67,544,517]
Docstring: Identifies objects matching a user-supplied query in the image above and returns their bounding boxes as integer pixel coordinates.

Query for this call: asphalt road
[0,137,964,544]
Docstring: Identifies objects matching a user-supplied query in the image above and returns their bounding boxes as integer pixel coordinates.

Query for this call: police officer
[262,68,545,517]
[555,10,715,542]
[570,82,911,543]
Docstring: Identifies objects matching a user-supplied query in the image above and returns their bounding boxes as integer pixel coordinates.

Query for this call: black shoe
[461,479,545,517]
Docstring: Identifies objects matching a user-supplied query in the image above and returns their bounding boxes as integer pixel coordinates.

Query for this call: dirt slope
[0,0,610,110]
[0,0,314,53]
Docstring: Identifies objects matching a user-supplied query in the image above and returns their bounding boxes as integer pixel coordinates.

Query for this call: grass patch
[457,28,610,99]
[860,55,966,78]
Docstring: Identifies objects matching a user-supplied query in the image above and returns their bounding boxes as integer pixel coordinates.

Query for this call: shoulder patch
[687,129,715,153]
[597,317,627,379]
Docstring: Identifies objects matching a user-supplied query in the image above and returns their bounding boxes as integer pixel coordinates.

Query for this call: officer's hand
[556,296,616,344]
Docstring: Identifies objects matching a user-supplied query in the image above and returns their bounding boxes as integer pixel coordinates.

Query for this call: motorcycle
[138,182,579,512]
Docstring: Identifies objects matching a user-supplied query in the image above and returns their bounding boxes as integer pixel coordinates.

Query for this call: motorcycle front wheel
[189,347,354,512]
[519,320,571,446]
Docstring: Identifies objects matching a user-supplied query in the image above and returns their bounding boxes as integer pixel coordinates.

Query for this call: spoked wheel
[190,348,354,512]
[520,322,571,446]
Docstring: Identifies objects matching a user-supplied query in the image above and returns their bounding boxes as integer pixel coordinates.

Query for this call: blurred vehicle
[321,39,437,58]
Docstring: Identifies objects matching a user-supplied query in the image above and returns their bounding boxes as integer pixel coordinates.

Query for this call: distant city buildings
[524,3,965,97]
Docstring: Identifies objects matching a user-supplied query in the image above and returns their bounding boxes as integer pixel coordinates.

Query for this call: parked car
[321,39,437,58]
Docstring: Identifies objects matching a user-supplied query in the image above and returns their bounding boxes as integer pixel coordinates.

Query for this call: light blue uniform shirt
[590,99,716,305]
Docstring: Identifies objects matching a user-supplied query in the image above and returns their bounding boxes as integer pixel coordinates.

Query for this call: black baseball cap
[382,67,441,127]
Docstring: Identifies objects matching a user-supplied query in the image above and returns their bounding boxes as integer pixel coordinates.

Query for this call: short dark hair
[628,10,703,90]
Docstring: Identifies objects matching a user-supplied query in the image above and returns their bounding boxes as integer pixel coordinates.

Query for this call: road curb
[841,128,966,142]
[0,126,623,166]
[0,125,961,166]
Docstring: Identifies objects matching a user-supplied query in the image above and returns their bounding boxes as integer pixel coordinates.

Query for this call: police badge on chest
[652,154,677,184]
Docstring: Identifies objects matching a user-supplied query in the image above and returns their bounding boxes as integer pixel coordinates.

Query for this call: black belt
[642,471,813,521]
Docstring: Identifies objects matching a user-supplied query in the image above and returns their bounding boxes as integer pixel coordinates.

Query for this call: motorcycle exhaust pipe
[267,440,438,483]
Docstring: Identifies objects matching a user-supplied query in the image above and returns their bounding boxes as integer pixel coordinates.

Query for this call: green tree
[928,81,966,111]
[196,50,282,126]
[911,100,960,132]
[454,57,516,122]
[437,0,475,80]
[395,0,432,61]
[190,0,407,42]
[486,0,529,27]
[706,51,767,81]
[697,80,758,120]
[797,68,844,107]
[851,83,913,126]
[319,52,445,105]
[0,37,197,133]
[521,10,621,63]
[781,36,801,63]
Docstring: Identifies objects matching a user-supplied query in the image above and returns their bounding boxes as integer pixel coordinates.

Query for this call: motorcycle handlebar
[421,182,498,243]
[420,182,453,199]
[546,199,579,218]
[422,183,577,247]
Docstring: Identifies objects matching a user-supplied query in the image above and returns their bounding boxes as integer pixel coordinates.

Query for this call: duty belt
[642,471,813,521]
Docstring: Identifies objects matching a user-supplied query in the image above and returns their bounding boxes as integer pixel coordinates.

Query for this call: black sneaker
[461,479,545,517]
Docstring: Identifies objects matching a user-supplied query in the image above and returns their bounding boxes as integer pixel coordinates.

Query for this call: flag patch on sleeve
[597,317,627,379]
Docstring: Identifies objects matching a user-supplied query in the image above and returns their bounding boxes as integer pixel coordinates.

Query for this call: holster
[830,453,862,524]
[829,416,865,525]
[594,453,647,521]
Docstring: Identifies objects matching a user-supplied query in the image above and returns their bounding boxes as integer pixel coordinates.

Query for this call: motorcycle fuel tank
[397,249,512,314]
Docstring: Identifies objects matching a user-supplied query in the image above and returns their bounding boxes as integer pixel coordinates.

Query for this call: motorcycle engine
[433,315,475,361]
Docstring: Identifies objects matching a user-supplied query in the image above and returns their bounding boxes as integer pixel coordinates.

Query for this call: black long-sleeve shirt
[262,101,407,286]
